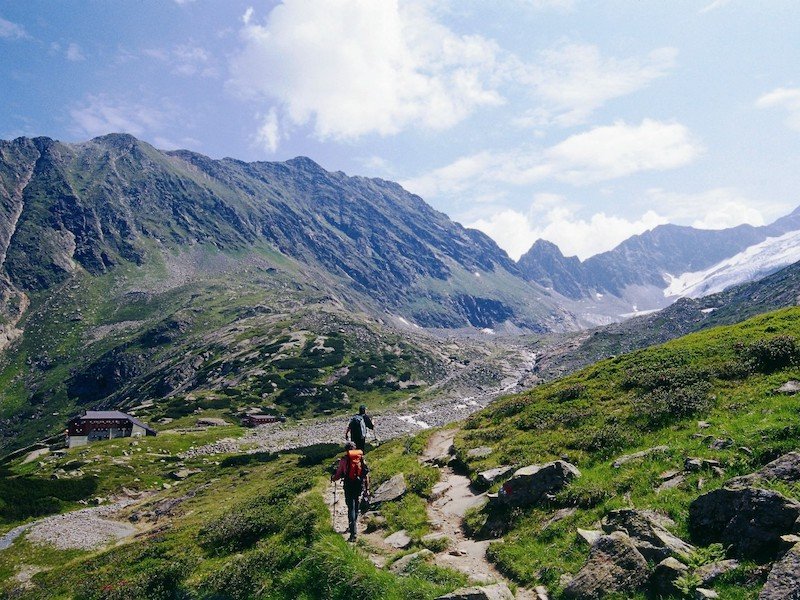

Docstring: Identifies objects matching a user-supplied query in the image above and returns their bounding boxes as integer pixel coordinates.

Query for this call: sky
[2,1,799,261]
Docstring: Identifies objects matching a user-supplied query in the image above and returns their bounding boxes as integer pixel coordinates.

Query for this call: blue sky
[2,1,799,260]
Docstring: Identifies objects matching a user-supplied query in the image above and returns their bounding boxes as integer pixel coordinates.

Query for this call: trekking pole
[332,480,338,518]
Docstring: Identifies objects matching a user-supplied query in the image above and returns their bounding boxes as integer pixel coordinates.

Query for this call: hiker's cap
[359,404,367,414]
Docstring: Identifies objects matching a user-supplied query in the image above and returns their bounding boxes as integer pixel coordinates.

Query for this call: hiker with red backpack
[331,441,371,542]
[345,404,375,451]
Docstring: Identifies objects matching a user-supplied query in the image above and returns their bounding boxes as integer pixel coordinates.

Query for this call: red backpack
[345,449,364,481]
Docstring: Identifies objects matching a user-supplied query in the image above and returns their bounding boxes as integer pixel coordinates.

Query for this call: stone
[660,469,682,480]
[371,473,407,504]
[384,529,412,549]
[698,420,711,428]
[467,446,494,459]
[657,475,686,493]
[534,586,550,600]
[476,466,515,487]
[430,481,451,501]
[389,549,434,573]
[775,380,800,395]
[650,557,689,596]
[601,509,695,562]
[729,451,800,488]
[710,438,734,450]
[612,445,669,468]
[421,532,450,547]
[696,559,740,585]
[779,534,800,552]
[435,583,514,600]
[499,461,581,507]
[759,542,800,599]
[563,532,649,600]
[689,486,800,558]
[695,589,719,599]
[170,468,201,480]
[576,528,602,546]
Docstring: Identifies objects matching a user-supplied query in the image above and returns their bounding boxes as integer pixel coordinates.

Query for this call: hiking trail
[420,430,538,599]
[324,429,540,598]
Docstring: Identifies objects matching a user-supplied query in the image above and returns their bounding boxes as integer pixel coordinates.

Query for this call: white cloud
[517,44,677,127]
[144,43,217,77]
[242,7,254,25]
[546,119,703,185]
[467,203,668,260]
[66,42,85,61]
[229,0,504,141]
[254,107,281,153]
[70,94,168,139]
[0,16,28,39]
[757,87,800,132]
[645,188,773,229]
[518,0,575,10]
[403,119,703,197]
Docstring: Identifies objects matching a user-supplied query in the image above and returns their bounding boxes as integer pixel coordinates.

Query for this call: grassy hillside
[3,307,800,599]
[454,306,800,598]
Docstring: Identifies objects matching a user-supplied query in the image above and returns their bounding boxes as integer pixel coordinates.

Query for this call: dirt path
[422,430,538,600]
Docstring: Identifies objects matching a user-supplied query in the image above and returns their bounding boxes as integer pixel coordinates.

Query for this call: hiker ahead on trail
[331,441,370,542]
[345,404,374,452]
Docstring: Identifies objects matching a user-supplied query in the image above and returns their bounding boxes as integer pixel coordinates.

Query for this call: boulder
[689,486,800,558]
[435,583,514,600]
[650,557,689,597]
[775,380,800,395]
[476,466,515,487]
[499,461,581,507]
[759,542,800,599]
[657,475,686,493]
[695,589,719,599]
[430,481,451,501]
[563,532,649,600]
[467,446,494,459]
[576,528,602,546]
[612,445,669,468]
[384,529,412,549]
[371,473,407,504]
[170,468,201,480]
[389,549,434,574]
[601,509,695,562]
[729,452,800,488]
[534,586,550,600]
[696,559,740,585]
[685,457,721,472]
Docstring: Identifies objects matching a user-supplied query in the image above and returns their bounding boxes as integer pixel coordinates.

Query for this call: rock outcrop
[689,486,800,558]
[601,509,695,562]
[650,557,689,597]
[563,531,649,599]
[759,542,800,599]
[499,461,580,507]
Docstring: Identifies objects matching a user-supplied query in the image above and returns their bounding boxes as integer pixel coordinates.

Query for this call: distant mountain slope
[534,259,800,379]
[0,134,572,331]
[517,207,800,311]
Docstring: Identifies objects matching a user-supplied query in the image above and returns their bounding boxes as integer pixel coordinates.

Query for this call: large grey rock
[695,590,719,599]
[729,452,800,488]
[696,559,740,585]
[759,542,800,599]
[775,380,800,395]
[499,461,581,507]
[384,529,412,549]
[563,532,649,600]
[601,509,695,562]
[612,445,669,468]
[371,473,407,504]
[467,446,494,459]
[389,549,434,573]
[476,465,515,487]
[689,486,800,558]
[650,557,689,597]
[435,583,514,600]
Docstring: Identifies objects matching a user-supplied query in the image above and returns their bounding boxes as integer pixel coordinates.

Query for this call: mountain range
[517,206,800,317]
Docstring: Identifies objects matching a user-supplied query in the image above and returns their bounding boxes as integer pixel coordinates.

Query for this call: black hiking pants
[343,481,363,537]
[353,437,366,452]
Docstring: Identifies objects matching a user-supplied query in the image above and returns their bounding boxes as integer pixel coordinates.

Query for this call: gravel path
[23,497,139,551]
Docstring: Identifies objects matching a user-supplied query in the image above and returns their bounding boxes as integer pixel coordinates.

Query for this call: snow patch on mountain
[664,230,800,298]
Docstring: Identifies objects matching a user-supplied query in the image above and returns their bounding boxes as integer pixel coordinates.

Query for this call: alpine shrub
[632,382,713,428]
[741,335,800,373]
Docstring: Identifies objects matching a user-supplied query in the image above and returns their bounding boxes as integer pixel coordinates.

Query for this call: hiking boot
[348,533,357,542]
